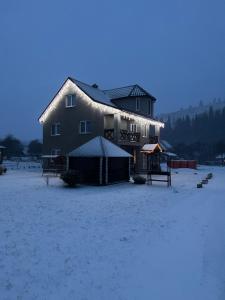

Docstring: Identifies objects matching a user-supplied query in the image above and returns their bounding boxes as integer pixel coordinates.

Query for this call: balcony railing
[120,130,140,143]
[104,129,141,143]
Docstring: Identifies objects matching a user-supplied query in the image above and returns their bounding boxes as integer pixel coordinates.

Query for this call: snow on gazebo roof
[69,136,132,158]
[141,143,163,154]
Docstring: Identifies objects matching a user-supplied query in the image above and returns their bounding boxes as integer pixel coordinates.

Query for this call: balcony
[120,130,140,143]
[104,129,140,143]
[104,128,115,140]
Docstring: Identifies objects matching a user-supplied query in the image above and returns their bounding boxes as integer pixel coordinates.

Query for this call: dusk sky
[1,0,225,140]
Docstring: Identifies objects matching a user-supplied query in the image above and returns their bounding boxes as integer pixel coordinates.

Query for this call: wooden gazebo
[141,143,171,186]
[68,136,132,185]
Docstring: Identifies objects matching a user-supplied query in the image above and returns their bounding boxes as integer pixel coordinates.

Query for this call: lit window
[66,94,76,107]
[51,123,61,136]
[130,123,138,132]
[79,121,92,134]
[142,124,147,137]
[136,98,140,111]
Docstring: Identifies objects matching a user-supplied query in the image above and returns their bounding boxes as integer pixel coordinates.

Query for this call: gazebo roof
[69,136,132,158]
[141,143,163,154]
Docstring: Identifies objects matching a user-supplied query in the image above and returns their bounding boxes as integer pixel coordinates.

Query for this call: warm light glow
[39,78,164,128]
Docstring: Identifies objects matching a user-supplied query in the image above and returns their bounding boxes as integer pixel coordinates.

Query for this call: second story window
[130,123,138,132]
[51,123,61,136]
[79,120,92,134]
[66,94,76,107]
[142,124,147,137]
[136,98,140,111]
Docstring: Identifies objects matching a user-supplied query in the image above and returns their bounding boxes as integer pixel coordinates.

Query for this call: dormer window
[148,100,151,115]
[66,94,76,107]
[136,98,140,111]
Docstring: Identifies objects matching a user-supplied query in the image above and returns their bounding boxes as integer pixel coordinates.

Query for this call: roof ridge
[99,136,106,157]
[103,84,137,92]
[69,77,95,88]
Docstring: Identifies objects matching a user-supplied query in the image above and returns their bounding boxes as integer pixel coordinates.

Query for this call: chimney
[92,83,98,89]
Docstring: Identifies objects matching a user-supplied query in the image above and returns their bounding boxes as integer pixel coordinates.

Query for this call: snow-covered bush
[132,175,146,184]
[60,170,80,187]
[0,165,7,175]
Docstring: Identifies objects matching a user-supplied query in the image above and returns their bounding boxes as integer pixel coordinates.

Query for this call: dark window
[79,121,92,134]
[148,100,151,115]
[51,123,61,136]
[136,98,140,111]
[66,94,76,107]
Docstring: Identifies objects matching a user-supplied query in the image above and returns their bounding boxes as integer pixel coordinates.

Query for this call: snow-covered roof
[163,152,177,157]
[141,143,163,153]
[160,140,173,151]
[104,84,156,100]
[69,136,132,158]
[39,77,164,127]
[0,146,6,149]
[69,78,115,107]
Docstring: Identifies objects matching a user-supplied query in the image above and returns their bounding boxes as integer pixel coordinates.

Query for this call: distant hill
[160,105,225,161]
[158,98,225,125]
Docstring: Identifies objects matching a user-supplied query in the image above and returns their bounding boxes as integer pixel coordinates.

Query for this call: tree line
[161,107,225,162]
[0,135,42,158]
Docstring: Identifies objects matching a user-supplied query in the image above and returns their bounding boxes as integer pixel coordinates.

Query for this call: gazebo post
[66,155,69,171]
[105,157,108,185]
[128,157,131,179]
[99,157,103,185]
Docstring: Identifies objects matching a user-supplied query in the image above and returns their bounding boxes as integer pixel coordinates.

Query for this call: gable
[104,84,156,100]
[38,77,164,128]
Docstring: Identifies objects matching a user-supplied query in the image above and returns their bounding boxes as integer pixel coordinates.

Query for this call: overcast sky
[1,0,225,140]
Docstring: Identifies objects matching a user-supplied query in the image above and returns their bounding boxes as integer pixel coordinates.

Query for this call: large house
[39,77,164,171]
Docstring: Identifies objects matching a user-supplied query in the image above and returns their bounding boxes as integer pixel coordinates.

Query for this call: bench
[146,170,171,187]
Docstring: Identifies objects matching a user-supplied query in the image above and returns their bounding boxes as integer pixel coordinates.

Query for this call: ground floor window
[79,121,92,134]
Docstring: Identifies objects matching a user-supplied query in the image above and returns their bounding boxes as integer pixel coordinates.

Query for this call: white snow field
[0,166,225,300]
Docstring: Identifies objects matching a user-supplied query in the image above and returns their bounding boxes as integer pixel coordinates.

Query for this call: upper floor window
[130,123,138,132]
[51,123,61,136]
[142,124,147,137]
[136,98,140,111]
[148,100,151,115]
[66,94,76,108]
[79,120,92,134]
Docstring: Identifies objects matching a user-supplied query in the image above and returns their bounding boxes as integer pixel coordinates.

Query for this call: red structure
[168,160,197,169]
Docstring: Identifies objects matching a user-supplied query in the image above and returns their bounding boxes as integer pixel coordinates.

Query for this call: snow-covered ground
[0,166,225,300]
